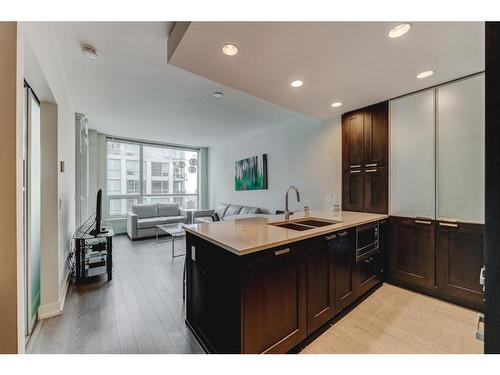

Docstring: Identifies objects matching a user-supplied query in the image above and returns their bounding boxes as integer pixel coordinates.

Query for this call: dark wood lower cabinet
[186,222,384,354]
[243,243,307,353]
[436,222,484,311]
[386,216,484,312]
[332,229,357,312]
[387,216,436,289]
[306,236,335,335]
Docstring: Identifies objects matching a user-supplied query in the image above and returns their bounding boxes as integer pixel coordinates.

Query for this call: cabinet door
[389,90,435,218]
[363,167,388,214]
[379,219,389,280]
[355,251,380,297]
[242,244,307,354]
[436,222,484,311]
[342,112,364,169]
[306,235,335,335]
[342,169,364,212]
[333,230,357,312]
[363,102,389,168]
[437,74,485,224]
[388,216,435,289]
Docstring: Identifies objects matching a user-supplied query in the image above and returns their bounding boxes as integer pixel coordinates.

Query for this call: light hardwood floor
[29,234,484,354]
[28,234,203,354]
[301,284,483,354]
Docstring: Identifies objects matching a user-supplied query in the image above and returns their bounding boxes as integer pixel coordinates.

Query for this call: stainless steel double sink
[269,217,342,231]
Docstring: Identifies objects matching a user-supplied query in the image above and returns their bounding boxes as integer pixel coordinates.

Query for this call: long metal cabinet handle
[415,219,432,225]
[365,169,377,173]
[350,170,361,174]
[325,234,337,241]
[365,163,378,167]
[439,222,459,228]
[275,248,290,256]
[350,164,361,168]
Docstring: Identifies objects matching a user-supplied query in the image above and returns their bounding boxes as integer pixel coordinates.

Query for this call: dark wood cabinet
[242,243,307,354]
[363,167,388,214]
[186,223,384,354]
[436,222,484,311]
[306,235,336,334]
[342,102,388,214]
[332,229,357,312]
[342,169,364,212]
[387,216,436,290]
[355,252,381,297]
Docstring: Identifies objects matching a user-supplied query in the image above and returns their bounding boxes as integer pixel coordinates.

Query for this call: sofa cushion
[137,215,187,229]
[158,203,180,217]
[194,216,213,224]
[224,204,243,217]
[137,217,167,229]
[215,203,230,218]
[240,206,261,215]
[161,216,187,225]
[132,204,159,219]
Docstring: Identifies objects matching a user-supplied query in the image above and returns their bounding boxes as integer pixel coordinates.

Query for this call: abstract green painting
[235,154,268,191]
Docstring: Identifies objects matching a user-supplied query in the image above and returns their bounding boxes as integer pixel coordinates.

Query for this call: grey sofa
[192,203,261,223]
[126,203,189,240]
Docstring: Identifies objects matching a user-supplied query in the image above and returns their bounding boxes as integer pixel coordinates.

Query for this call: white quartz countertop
[182,210,388,256]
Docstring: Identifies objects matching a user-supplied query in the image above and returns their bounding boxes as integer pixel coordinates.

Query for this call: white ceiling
[168,22,485,119]
[51,22,301,147]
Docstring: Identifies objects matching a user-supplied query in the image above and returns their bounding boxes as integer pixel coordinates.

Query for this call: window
[152,180,169,194]
[107,159,121,195]
[105,139,199,217]
[151,162,168,177]
[173,181,185,194]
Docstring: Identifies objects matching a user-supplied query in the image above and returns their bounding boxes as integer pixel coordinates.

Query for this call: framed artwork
[235,154,268,191]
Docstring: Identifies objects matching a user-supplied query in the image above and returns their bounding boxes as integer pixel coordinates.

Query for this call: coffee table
[156,223,186,258]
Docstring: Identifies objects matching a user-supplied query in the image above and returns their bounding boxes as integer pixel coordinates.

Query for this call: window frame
[105,137,200,218]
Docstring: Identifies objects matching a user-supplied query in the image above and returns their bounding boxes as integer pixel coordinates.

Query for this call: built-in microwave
[356,221,379,262]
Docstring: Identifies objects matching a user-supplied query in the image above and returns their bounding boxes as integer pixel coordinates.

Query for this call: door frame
[485,21,500,354]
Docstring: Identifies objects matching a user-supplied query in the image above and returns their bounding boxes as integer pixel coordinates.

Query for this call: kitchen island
[183,210,388,353]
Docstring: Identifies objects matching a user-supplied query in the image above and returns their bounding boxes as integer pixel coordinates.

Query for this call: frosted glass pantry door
[389,89,435,218]
[437,74,485,224]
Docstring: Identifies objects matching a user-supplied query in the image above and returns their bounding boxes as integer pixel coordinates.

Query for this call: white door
[389,89,436,219]
[436,74,485,224]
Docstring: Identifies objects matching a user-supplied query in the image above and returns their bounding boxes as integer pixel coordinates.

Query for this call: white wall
[208,115,342,214]
[21,23,76,315]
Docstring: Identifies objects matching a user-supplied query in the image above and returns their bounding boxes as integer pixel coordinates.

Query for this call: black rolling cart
[72,227,114,283]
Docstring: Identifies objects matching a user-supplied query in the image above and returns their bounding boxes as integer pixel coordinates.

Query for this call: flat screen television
[89,189,108,236]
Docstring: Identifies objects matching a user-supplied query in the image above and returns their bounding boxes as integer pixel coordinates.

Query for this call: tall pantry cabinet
[388,74,485,311]
[342,102,389,214]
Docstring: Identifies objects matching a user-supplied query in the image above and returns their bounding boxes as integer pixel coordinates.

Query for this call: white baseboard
[37,271,70,320]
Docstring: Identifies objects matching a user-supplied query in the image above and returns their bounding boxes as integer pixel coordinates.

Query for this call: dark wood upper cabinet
[436,222,484,312]
[387,216,436,290]
[342,102,388,214]
[306,236,336,334]
[343,112,364,169]
[363,103,389,168]
[242,243,307,354]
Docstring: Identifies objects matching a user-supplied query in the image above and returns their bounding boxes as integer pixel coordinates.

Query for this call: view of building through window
[106,139,199,216]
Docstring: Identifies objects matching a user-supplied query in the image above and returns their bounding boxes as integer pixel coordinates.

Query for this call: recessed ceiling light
[388,23,412,39]
[331,102,342,108]
[222,44,239,56]
[213,92,224,98]
[81,44,98,59]
[417,70,434,79]
[290,80,304,88]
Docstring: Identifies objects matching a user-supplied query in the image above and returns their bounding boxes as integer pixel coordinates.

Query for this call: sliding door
[388,89,436,288]
[436,74,485,310]
[24,86,41,334]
